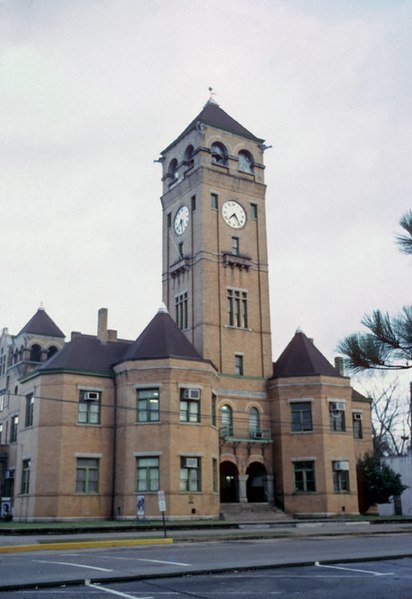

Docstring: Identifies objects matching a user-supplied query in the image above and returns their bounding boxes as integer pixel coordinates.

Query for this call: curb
[0,537,173,554]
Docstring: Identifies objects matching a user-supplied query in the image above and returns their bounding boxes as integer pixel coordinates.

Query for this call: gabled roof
[161,100,264,154]
[121,309,204,363]
[272,331,342,379]
[39,334,132,375]
[17,308,65,338]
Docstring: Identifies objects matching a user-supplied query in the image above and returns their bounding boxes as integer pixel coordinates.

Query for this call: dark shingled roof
[17,308,65,338]
[272,332,342,379]
[121,309,204,362]
[161,101,264,154]
[39,335,132,375]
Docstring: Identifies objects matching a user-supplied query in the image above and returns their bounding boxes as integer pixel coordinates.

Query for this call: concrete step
[220,502,290,522]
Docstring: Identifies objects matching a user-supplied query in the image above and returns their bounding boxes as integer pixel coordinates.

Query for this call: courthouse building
[0,99,372,520]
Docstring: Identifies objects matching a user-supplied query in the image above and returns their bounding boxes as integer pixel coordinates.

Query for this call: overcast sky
[1,0,411,381]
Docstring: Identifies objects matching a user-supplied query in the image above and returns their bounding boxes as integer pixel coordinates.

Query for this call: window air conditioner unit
[334,461,349,471]
[330,401,345,411]
[5,470,15,479]
[184,458,198,468]
[251,431,263,439]
[182,389,200,400]
[84,392,99,401]
[353,413,362,420]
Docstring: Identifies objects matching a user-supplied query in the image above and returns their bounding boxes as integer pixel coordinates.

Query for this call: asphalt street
[0,522,412,591]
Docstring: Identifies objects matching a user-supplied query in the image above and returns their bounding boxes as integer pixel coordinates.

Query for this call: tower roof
[121,309,204,362]
[272,331,342,379]
[17,308,65,338]
[161,100,264,154]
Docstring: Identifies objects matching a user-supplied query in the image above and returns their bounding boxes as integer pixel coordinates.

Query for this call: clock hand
[230,213,240,225]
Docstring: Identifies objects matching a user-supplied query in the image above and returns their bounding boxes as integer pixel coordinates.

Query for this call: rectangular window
[76,458,99,494]
[235,354,244,376]
[291,402,313,432]
[25,394,34,428]
[137,388,160,423]
[0,392,4,412]
[180,457,201,492]
[251,203,258,219]
[329,402,346,432]
[212,458,218,493]
[191,195,196,212]
[78,390,101,425]
[180,388,200,423]
[0,422,2,444]
[167,212,171,229]
[231,236,240,256]
[178,242,184,259]
[211,193,218,209]
[352,413,363,439]
[175,292,188,330]
[294,461,316,493]
[227,288,248,328]
[333,461,350,492]
[136,457,159,492]
[10,415,18,443]
[211,393,217,427]
[21,459,31,495]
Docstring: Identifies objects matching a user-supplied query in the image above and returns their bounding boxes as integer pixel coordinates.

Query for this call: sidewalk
[1,519,411,553]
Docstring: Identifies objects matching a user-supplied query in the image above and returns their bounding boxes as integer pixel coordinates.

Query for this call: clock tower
[160,98,272,382]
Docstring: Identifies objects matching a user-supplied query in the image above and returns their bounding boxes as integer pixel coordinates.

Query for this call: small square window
[231,237,239,256]
[235,354,244,376]
[211,193,218,210]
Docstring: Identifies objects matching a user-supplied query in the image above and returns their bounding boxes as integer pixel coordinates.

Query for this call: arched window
[184,145,194,168]
[30,344,42,362]
[168,158,178,184]
[221,404,233,436]
[238,150,254,174]
[47,346,58,360]
[211,142,228,166]
[249,407,260,437]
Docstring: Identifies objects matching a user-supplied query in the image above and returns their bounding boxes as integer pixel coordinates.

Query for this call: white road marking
[315,561,393,576]
[34,559,113,572]
[85,579,153,598]
[136,558,191,566]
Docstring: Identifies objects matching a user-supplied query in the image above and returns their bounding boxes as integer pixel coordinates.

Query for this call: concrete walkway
[0,520,411,553]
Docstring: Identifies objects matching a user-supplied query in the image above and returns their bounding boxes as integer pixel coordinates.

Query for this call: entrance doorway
[220,461,239,503]
[246,462,267,502]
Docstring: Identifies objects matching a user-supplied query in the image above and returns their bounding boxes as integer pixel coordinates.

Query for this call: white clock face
[222,200,246,229]
[174,205,190,235]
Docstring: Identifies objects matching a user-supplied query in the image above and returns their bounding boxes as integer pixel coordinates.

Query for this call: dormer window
[238,150,254,174]
[211,142,228,166]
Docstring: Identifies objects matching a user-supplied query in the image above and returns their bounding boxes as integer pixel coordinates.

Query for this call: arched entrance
[246,462,268,502]
[220,461,239,503]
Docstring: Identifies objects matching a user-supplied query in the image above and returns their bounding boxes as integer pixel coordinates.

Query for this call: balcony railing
[219,427,272,443]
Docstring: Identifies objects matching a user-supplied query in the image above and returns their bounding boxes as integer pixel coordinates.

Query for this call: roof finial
[39,302,45,311]
[207,86,218,105]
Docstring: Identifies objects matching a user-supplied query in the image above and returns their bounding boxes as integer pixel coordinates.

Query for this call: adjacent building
[0,99,372,520]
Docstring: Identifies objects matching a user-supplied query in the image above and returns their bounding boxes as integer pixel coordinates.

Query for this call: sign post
[157,490,167,538]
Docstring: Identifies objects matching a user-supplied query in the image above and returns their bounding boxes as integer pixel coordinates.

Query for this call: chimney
[107,329,117,342]
[97,308,108,344]
[71,331,82,340]
[334,357,345,376]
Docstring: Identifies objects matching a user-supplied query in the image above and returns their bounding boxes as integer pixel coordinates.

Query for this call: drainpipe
[110,381,118,520]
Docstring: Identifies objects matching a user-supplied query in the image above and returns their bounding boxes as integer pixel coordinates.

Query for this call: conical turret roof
[272,331,342,378]
[17,307,65,338]
[162,100,264,154]
[121,308,204,362]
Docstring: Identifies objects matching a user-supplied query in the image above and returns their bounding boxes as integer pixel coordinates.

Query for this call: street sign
[158,490,166,513]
